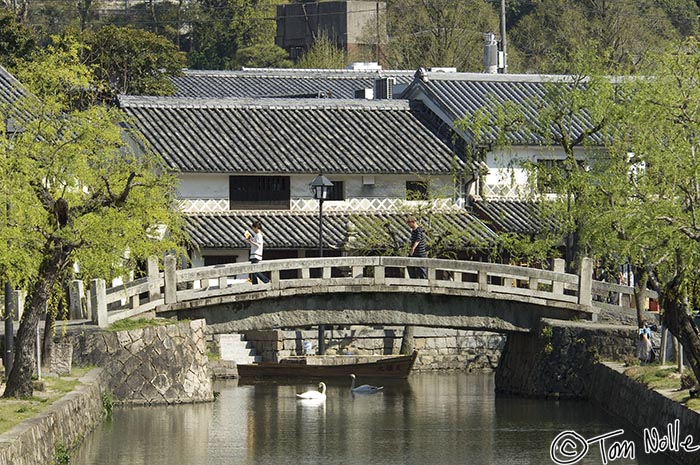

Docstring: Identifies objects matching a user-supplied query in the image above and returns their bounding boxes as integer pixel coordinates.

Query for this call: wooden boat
[236,351,417,379]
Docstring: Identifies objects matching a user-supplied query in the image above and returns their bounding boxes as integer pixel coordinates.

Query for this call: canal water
[73,373,681,465]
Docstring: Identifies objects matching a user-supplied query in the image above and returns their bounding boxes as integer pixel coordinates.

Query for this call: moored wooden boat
[236,351,417,379]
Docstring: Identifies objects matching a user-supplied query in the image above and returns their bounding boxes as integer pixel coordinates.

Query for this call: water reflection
[73,373,682,465]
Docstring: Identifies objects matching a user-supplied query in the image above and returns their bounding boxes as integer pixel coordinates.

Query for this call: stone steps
[218,333,261,365]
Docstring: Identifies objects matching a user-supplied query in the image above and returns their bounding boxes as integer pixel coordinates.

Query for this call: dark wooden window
[203,255,238,266]
[229,176,290,210]
[326,181,344,201]
[406,181,428,200]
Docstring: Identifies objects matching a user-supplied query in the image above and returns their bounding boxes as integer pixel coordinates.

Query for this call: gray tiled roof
[185,210,497,250]
[401,71,608,146]
[0,65,32,127]
[471,199,561,234]
[119,96,467,174]
[171,68,415,99]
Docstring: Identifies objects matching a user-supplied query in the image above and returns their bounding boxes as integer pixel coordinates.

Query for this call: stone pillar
[89,279,108,328]
[164,254,178,304]
[400,325,415,355]
[552,258,565,295]
[147,255,160,301]
[69,279,85,320]
[578,257,593,307]
[11,289,24,322]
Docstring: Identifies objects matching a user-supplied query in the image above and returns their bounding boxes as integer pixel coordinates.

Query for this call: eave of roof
[185,210,497,250]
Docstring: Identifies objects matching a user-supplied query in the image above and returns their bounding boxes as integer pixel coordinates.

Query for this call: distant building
[276,1,385,61]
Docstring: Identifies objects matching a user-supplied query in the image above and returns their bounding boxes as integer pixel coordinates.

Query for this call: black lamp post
[309,174,333,258]
[309,174,333,355]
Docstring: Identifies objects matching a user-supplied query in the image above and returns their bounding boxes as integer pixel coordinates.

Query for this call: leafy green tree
[295,34,347,69]
[0,45,184,398]
[595,38,700,386]
[188,0,280,70]
[510,0,680,74]
[0,8,35,69]
[80,25,185,96]
[384,0,501,72]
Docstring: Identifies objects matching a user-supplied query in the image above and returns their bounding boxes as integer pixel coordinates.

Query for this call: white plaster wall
[178,173,456,201]
[177,174,230,199]
[483,145,599,194]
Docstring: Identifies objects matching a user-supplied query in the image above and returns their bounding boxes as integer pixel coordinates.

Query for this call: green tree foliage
[80,25,185,96]
[295,34,347,70]
[384,0,500,72]
[188,0,279,70]
[510,0,680,73]
[593,38,700,385]
[0,9,35,69]
[0,46,184,397]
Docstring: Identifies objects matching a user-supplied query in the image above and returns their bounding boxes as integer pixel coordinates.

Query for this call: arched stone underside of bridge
[156,285,597,334]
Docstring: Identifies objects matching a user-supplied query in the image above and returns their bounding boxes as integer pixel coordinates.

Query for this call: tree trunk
[634,269,649,328]
[660,276,700,387]
[3,248,64,398]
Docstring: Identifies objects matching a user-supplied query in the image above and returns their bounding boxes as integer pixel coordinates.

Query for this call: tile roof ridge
[118,95,411,110]
[419,71,582,83]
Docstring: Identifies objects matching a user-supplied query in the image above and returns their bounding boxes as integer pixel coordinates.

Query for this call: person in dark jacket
[406,216,427,279]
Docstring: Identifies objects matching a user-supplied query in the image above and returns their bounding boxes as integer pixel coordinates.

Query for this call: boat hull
[236,351,417,379]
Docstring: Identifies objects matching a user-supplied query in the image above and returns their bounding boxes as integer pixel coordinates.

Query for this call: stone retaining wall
[237,326,505,371]
[73,319,213,404]
[590,363,700,465]
[495,319,637,397]
[0,369,107,465]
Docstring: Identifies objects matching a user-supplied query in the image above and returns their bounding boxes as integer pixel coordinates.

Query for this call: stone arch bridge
[85,257,651,334]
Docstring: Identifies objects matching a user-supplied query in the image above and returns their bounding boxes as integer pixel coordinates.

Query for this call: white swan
[350,374,383,394]
[296,382,327,401]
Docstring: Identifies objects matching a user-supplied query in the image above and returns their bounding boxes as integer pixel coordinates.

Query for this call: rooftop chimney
[484,33,498,74]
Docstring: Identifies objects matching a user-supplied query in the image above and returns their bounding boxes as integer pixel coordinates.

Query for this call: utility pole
[500,0,508,74]
[4,281,13,379]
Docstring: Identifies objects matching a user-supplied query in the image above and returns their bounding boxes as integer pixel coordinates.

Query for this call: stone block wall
[0,369,107,465]
[495,319,637,398]
[239,326,505,371]
[590,363,700,465]
[82,319,213,404]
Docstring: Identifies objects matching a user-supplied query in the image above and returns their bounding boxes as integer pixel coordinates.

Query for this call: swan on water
[296,382,327,401]
[350,374,383,394]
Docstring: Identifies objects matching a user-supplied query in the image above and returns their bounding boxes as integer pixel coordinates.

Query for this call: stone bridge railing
[76,256,658,328]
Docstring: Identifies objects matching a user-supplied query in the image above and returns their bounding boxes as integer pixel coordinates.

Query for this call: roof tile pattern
[402,72,607,146]
[185,211,496,249]
[471,199,561,234]
[119,97,464,174]
[172,68,415,99]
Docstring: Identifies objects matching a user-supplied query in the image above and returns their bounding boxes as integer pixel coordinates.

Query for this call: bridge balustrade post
[375,266,385,285]
[147,256,160,301]
[89,279,108,328]
[270,270,280,290]
[164,254,178,304]
[552,259,565,295]
[68,280,85,319]
[352,266,363,278]
[322,267,331,280]
[478,269,488,292]
[578,257,593,307]
[428,267,436,285]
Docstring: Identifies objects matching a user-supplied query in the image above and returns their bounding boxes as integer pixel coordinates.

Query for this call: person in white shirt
[245,220,270,284]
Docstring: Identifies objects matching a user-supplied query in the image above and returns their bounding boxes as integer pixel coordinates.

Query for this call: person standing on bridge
[406,216,427,279]
[246,220,270,284]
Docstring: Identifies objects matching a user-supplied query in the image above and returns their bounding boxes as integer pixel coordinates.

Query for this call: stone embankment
[226,326,506,371]
[0,369,107,465]
[1,319,214,465]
